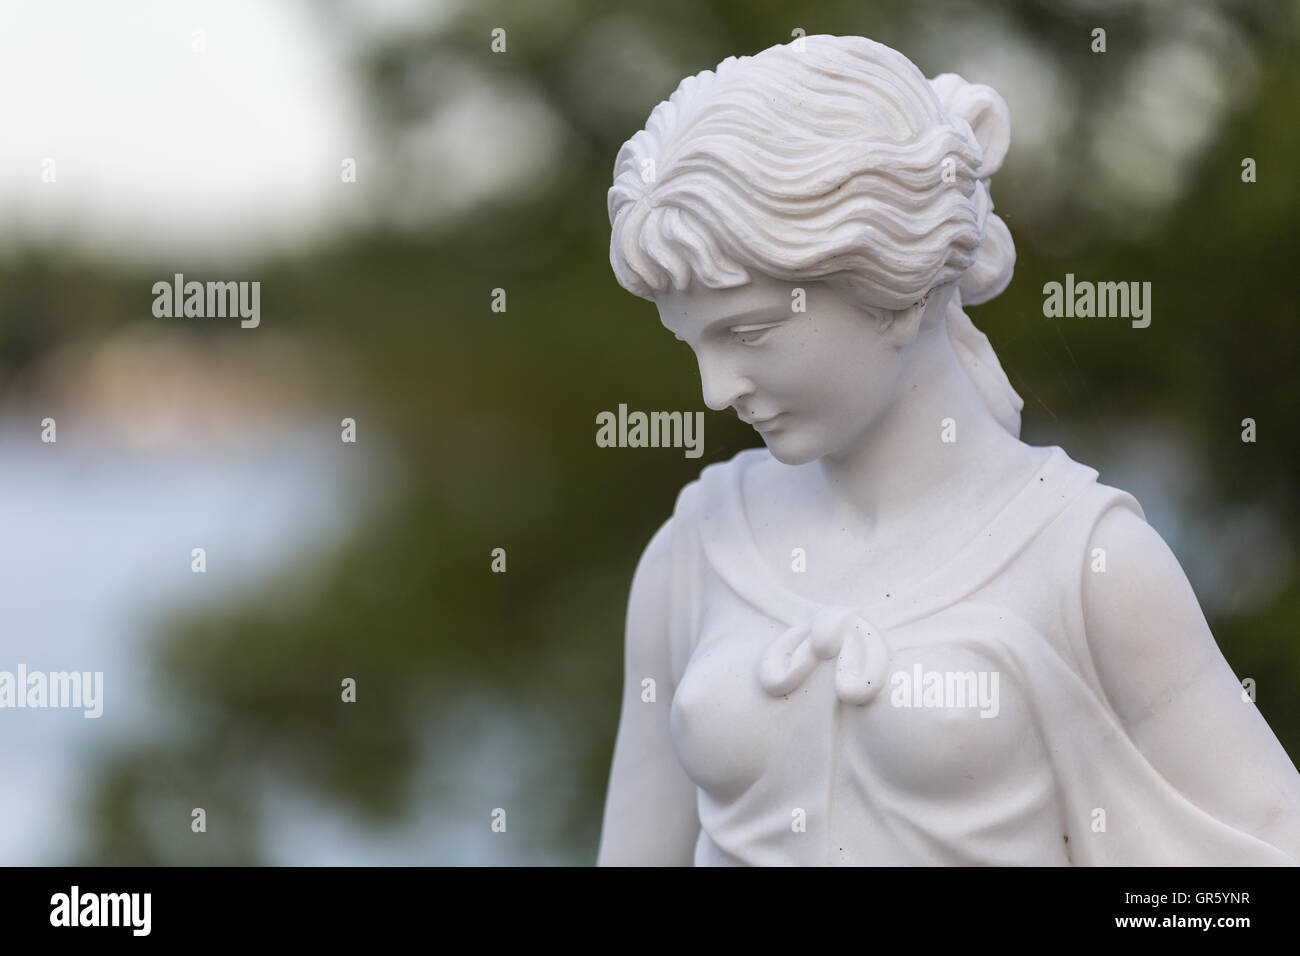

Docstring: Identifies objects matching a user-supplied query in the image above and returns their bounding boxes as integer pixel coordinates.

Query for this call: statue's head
[608,35,1024,465]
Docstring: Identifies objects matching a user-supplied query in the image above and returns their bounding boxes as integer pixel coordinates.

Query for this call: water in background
[0,423,373,863]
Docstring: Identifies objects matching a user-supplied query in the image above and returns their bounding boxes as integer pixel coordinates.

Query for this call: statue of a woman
[596,35,1300,865]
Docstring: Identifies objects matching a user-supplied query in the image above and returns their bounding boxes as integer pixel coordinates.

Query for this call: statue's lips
[746,414,782,430]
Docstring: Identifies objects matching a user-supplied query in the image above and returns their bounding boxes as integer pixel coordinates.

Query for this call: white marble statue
[596,35,1300,865]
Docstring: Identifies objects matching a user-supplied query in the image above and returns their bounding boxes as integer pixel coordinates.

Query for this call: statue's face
[655,272,915,466]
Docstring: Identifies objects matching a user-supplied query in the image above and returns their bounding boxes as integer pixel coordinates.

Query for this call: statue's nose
[696,349,752,412]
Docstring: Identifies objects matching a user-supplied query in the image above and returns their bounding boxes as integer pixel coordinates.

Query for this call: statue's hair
[608,34,1024,436]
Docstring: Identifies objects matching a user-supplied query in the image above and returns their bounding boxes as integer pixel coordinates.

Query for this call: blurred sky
[0,0,451,264]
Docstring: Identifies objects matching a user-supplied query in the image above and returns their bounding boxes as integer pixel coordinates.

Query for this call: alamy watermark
[152,273,260,328]
[595,403,703,458]
[889,665,1000,718]
[50,886,150,936]
[0,665,103,718]
[1042,273,1151,328]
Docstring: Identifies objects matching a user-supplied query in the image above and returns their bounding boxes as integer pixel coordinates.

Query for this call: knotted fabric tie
[757,606,891,705]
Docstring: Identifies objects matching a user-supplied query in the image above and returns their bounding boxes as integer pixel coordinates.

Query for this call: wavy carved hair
[608,34,1024,436]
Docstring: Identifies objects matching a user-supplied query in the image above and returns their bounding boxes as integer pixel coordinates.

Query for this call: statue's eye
[731,323,780,346]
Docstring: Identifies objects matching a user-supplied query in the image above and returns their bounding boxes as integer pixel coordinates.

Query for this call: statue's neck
[814,318,1027,536]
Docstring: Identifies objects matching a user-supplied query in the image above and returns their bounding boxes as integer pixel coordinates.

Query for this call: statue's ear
[929,73,1010,178]
[883,297,927,349]
[885,281,957,347]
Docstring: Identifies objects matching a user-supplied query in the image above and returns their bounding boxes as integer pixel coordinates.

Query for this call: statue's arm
[596,518,701,866]
[1082,506,1300,860]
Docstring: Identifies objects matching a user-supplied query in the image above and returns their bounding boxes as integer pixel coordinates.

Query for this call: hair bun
[929,73,1010,178]
[956,205,1014,304]
[927,72,1015,305]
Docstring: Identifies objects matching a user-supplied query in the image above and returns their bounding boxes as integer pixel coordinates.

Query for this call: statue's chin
[761,437,821,467]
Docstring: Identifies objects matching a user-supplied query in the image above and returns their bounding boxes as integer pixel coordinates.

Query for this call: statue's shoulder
[1014,447,1150,678]
[1002,446,1148,582]
[1044,447,1147,538]
[669,446,772,526]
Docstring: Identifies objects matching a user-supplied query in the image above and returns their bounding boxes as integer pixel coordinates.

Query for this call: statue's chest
[669,595,1047,803]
